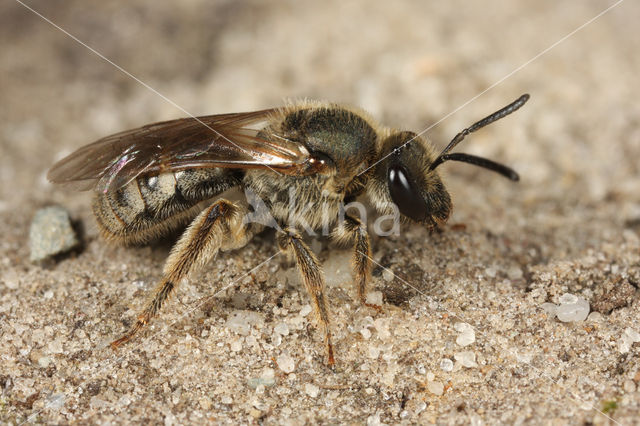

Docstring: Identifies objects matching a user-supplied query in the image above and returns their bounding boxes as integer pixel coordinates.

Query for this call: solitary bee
[48,94,529,365]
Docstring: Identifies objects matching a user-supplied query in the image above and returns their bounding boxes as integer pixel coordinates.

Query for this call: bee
[48,94,529,365]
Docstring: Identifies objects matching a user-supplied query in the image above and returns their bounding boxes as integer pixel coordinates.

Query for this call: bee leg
[332,215,381,311]
[277,229,335,366]
[111,199,248,349]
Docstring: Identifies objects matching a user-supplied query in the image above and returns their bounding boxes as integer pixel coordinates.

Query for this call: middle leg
[332,214,380,309]
[277,228,335,366]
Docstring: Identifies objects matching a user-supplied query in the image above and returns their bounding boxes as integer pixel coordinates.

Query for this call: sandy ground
[1,0,639,424]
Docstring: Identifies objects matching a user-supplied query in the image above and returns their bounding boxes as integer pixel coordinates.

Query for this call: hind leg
[111,199,250,348]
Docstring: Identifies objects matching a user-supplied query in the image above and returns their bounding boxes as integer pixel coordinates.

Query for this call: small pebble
[540,303,558,316]
[230,339,242,352]
[299,305,312,317]
[454,351,478,368]
[277,353,296,373]
[368,346,380,359]
[587,312,603,322]
[47,393,65,410]
[542,293,590,322]
[559,293,579,304]
[623,380,636,393]
[304,383,320,397]
[427,381,444,396]
[366,291,383,306]
[440,358,454,372]
[619,327,640,354]
[360,328,372,339]
[38,356,52,368]
[623,327,640,341]
[199,397,211,410]
[272,333,282,346]
[382,268,395,282]
[118,395,132,407]
[274,322,290,336]
[507,266,523,280]
[556,302,589,322]
[367,413,382,426]
[516,352,532,364]
[454,322,476,346]
[225,310,263,335]
[247,376,276,389]
[374,318,391,340]
[29,206,79,262]
[556,294,589,322]
[47,339,64,354]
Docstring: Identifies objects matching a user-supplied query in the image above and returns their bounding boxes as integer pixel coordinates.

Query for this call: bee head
[367,94,527,229]
[368,131,452,228]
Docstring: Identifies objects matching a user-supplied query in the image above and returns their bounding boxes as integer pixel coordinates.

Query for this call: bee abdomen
[93,168,242,245]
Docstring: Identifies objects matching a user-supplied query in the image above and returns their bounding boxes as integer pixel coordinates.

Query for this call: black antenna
[429,93,529,180]
[435,152,519,181]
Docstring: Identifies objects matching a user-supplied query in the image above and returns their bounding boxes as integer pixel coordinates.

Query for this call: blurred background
[1,0,639,423]
[3,0,638,214]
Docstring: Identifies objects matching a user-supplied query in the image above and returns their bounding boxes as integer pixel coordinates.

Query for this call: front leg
[332,214,380,310]
[111,199,249,348]
[277,229,335,366]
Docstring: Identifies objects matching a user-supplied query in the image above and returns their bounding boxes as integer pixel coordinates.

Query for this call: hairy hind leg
[111,199,249,348]
[277,228,335,366]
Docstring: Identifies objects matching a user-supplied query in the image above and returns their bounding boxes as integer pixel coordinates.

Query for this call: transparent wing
[48,109,321,193]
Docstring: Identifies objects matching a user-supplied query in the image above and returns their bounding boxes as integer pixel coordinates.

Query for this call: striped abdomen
[93,168,242,245]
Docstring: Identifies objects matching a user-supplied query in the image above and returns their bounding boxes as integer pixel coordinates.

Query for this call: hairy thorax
[243,169,346,234]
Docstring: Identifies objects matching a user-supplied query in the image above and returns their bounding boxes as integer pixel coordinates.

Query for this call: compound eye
[388,165,428,222]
